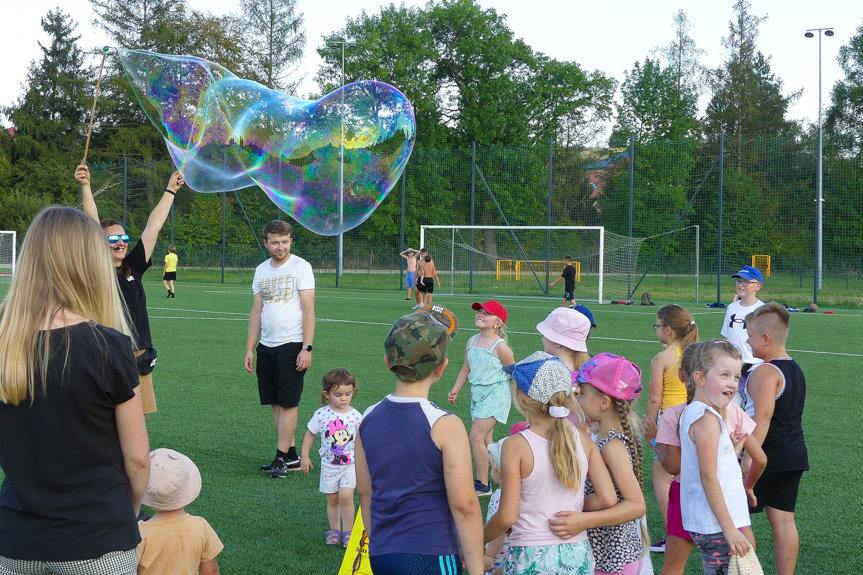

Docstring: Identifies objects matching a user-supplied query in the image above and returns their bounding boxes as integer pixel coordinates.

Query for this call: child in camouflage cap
[355,305,485,575]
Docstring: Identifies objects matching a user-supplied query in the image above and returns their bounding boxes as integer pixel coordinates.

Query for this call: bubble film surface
[117,49,416,235]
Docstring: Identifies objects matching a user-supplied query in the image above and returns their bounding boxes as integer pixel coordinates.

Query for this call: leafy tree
[826,20,863,146]
[89,0,188,53]
[652,10,707,99]
[704,0,799,143]
[241,0,306,92]
[317,0,614,147]
[610,58,699,145]
[3,9,90,205]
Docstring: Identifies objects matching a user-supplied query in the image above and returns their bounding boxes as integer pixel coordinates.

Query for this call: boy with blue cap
[721,265,765,406]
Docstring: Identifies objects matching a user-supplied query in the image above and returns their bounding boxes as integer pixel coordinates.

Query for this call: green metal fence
[82,133,863,307]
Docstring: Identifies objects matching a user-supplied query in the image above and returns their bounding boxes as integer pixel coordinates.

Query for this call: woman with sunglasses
[75,164,184,416]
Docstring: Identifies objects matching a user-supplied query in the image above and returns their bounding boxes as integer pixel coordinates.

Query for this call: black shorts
[564,289,575,300]
[416,277,427,293]
[163,271,176,281]
[422,278,435,294]
[256,342,305,408]
[749,469,805,514]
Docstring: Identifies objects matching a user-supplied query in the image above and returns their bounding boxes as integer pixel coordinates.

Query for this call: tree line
[1,0,862,272]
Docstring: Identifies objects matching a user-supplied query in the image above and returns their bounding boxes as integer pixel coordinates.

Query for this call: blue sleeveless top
[360,395,459,557]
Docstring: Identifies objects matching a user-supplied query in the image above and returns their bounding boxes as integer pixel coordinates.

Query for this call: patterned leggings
[690,532,733,575]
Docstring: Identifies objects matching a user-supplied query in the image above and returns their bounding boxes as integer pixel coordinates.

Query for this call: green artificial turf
[2,278,860,573]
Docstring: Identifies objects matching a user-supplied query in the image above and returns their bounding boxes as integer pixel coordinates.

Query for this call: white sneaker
[412,304,423,310]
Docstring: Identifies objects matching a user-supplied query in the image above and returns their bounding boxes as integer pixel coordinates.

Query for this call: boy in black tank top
[742,302,808,575]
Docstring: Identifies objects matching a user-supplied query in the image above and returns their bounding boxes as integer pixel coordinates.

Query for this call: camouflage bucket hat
[385,304,460,382]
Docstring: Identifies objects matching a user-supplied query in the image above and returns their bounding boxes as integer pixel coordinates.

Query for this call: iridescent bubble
[116,49,416,236]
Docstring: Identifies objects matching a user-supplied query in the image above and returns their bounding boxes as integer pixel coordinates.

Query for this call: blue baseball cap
[731,265,763,284]
[568,304,596,329]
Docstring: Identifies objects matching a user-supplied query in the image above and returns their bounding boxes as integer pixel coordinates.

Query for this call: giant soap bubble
[117,49,416,235]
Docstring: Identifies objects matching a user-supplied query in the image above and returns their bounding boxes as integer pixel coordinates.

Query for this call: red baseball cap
[471,300,507,324]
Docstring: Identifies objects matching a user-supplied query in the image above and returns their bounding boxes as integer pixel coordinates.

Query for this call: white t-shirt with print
[252,254,315,347]
[721,299,764,365]
[307,406,363,465]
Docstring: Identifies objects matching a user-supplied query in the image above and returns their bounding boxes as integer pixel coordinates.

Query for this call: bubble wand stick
[82,46,111,165]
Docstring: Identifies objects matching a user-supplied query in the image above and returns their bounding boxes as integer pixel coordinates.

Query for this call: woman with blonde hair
[0,206,150,574]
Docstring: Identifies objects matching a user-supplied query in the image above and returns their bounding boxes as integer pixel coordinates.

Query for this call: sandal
[342,531,352,548]
[325,530,341,545]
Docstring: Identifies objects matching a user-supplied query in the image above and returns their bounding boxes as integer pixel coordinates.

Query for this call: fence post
[122,156,128,228]
[628,135,635,299]
[470,141,476,292]
[400,172,406,291]
[715,132,725,304]
[546,137,552,294]
[221,191,226,284]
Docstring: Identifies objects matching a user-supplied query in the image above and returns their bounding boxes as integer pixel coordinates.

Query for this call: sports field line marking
[148,312,863,358]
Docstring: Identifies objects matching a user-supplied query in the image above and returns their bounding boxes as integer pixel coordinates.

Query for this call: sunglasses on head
[106,234,130,244]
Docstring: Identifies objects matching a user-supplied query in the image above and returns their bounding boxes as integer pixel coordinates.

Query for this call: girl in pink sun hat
[448,300,514,497]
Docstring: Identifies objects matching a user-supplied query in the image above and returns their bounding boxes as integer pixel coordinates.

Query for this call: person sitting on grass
[137,448,223,575]
[355,305,484,575]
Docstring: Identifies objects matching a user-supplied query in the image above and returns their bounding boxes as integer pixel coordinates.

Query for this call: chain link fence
[82,133,863,306]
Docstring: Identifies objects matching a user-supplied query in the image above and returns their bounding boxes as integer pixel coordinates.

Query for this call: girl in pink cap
[573,353,648,575]
[448,300,514,497]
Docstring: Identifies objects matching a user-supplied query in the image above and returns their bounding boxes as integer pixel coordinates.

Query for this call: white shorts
[319,461,356,494]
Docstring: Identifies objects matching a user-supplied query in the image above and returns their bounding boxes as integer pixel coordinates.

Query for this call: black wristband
[164,188,176,196]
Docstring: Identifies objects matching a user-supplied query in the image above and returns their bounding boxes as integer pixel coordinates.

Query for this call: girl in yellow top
[163,245,178,298]
[647,303,697,551]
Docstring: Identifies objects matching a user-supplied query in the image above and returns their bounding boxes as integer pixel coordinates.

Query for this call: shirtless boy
[399,248,420,302]
[418,254,441,306]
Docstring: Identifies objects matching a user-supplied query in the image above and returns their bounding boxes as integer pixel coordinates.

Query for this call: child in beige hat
[137,448,223,575]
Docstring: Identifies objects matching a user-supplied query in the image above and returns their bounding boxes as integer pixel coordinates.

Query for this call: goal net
[419,226,646,303]
[0,231,16,283]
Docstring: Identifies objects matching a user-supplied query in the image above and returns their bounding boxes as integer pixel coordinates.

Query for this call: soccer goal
[419,226,646,303]
[0,231,16,283]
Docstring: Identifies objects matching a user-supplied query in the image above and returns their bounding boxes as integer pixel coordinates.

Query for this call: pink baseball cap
[575,352,643,400]
[537,307,590,352]
[472,300,507,324]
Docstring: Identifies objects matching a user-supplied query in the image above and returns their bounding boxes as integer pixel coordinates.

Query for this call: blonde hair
[691,340,742,382]
[0,207,132,405]
[746,302,790,346]
[680,341,703,404]
[656,304,698,348]
[512,383,582,492]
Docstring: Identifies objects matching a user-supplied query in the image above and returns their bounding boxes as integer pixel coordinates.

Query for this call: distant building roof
[585,151,629,170]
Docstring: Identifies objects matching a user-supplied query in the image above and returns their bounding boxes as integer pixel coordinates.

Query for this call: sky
[2,0,861,137]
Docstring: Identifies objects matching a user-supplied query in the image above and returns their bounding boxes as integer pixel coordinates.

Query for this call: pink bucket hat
[142,448,202,512]
[537,307,590,352]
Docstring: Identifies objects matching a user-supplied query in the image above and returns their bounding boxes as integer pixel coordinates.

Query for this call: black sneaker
[474,479,491,497]
[269,459,287,478]
[649,535,667,553]
[260,458,279,472]
[285,457,301,471]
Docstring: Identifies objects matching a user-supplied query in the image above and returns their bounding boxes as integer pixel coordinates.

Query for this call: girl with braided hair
[572,353,648,575]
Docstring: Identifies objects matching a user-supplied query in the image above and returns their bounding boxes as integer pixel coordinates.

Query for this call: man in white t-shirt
[721,265,765,406]
[244,220,316,478]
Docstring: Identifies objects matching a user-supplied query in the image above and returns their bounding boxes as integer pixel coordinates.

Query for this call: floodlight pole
[805,27,833,303]
[329,39,355,286]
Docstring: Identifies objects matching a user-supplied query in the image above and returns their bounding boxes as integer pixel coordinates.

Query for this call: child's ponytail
[547,390,581,492]
[656,304,698,348]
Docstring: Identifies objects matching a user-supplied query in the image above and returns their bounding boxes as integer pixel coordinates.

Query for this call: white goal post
[0,231,16,283]
[420,226,618,303]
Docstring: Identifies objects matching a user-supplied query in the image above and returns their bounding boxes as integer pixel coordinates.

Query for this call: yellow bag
[338,510,373,575]
[727,547,764,575]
